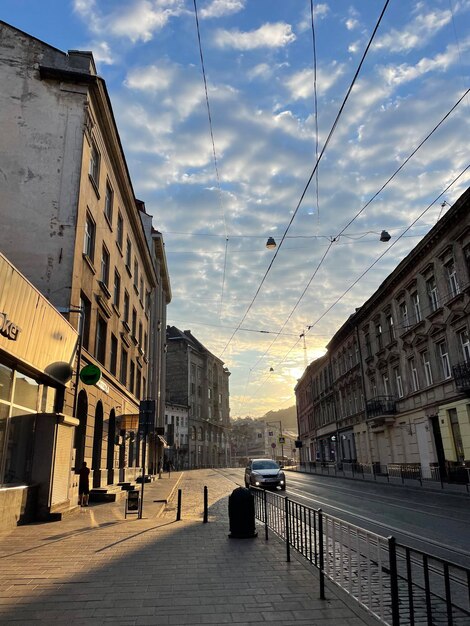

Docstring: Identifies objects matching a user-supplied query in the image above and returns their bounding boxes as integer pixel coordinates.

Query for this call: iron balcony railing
[251,487,470,626]
[366,395,397,418]
[452,360,470,393]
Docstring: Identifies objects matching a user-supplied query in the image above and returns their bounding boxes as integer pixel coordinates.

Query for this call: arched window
[92,401,104,487]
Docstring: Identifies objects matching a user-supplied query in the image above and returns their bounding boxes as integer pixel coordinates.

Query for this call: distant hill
[258,405,298,432]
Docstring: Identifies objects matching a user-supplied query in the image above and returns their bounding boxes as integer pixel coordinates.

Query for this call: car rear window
[252,460,279,470]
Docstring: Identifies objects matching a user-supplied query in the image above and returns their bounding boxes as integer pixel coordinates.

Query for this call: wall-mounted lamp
[266,237,277,249]
[380,230,391,242]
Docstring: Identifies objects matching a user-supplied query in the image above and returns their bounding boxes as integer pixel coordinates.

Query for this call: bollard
[176,488,182,521]
[203,485,208,523]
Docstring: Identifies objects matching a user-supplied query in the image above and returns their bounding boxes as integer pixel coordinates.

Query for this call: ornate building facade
[296,187,470,481]
[166,327,231,468]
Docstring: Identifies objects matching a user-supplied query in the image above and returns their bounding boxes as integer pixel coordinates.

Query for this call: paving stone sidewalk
[0,469,381,625]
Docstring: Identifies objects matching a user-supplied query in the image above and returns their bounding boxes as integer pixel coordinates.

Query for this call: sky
[3,1,470,418]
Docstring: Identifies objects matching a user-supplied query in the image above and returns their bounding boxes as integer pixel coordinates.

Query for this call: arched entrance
[74,390,88,470]
[107,409,116,485]
[92,401,104,488]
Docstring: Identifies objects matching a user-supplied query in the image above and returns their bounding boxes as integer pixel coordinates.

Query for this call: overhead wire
[310,0,320,223]
[218,0,391,360]
[246,164,470,402]
[240,87,470,378]
[192,0,229,321]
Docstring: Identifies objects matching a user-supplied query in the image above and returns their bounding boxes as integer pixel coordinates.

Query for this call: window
[79,292,92,352]
[144,332,148,356]
[129,361,135,396]
[446,259,460,298]
[437,341,451,379]
[120,348,128,385]
[83,213,96,261]
[89,140,100,186]
[113,269,121,309]
[464,244,470,276]
[138,321,143,347]
[394,367,404,398]
[140,278,144,303]
[382,373,389,395]
[100,245,110,287]
[448,408,464,462]
[409,358,419,392]
[110,334,118,375]
[104,180,113,224]
[412,292,421,323]
[421,350,433,386]
[142,377,146,398]
[116,211,123,250]
[95,315,107,365]
[375,324,383,350]
[399,302,408,328]
[426,276,439,312]
[134,258,139,290]
[365,333,371,357]
[123,290,130,324]
[126,237,132,269]
[387,314,395,341]
[132,308,137,338]
[136,368,141,399]
[458,328,470,362]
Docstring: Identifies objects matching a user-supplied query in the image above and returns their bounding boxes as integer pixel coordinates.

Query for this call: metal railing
[366,395,397,418]
[251,488,470,625]
[298,461,470,491]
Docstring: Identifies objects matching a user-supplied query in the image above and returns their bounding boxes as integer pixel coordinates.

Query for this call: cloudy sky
[3,1,470,418]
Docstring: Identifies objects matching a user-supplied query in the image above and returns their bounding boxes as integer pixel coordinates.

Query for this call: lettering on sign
[0,312,21,341]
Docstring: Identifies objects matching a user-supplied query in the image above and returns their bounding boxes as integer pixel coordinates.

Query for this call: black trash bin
[228,487,258,538]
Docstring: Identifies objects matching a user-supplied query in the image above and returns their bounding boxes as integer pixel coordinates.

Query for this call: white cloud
[375,8,452,53]
[125,65,174,92]
[200,0,245,19]
[214,22,296,50]
[88,41,115,65]
[345,18,358,30]
[379,39,469,86]
[74,0,186,43]
[284,63,345,100]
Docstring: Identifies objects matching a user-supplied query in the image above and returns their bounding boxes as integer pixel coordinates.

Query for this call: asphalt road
[219,467,470,568]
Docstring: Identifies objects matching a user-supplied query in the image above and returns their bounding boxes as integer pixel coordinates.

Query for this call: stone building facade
[0,21,170,517]
[166,327,231,468]
[296,187,470,480]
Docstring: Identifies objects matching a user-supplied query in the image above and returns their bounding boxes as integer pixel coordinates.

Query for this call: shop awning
[118,414,139,430]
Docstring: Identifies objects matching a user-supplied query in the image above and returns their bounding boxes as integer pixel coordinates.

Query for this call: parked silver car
[244,459,286,490]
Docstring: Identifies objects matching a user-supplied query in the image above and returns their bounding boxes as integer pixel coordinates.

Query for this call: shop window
[448,408,464,463]
[0,364,13,402]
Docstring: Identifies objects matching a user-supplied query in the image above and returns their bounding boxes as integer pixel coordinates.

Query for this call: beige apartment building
[166,327,231,468]
[0,21,170,520]
[296,187,470,482]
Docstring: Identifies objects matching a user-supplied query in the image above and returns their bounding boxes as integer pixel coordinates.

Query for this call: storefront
[0,254,78,530]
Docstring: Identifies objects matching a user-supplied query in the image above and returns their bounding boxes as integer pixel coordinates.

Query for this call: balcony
[452,360,470,394]
[366,395,397,419]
